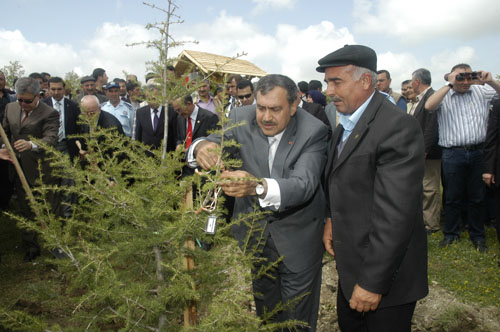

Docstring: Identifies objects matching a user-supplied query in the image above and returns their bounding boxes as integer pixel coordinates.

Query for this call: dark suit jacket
[202,106,328,273]
[1,101,59,186]
[325,91,428,308]
[176,106,219,147]
[301,101,332,139]
[483,99,500,185]
[135,104,177,152]
[412,88,441,159]
[43,97,81,160]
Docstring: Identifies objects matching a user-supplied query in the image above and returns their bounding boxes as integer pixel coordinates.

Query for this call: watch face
[256,184,264,195]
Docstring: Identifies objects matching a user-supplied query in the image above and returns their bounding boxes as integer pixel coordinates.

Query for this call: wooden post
[183,186,196,326]
[0,122,44,228]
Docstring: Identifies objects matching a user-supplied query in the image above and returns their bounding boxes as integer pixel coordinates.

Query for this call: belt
[447,143,483,151]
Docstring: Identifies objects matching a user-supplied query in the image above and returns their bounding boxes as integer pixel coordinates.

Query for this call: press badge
[205,215,217,234]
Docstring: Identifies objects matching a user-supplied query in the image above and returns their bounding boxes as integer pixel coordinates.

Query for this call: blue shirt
[101,100,134,137]
[338,91,376,142]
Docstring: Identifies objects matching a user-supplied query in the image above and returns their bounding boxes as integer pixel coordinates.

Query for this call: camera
[456,71,480,81]
[444,71,480,82]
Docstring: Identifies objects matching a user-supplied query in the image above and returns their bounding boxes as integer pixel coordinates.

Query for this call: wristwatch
[448,83,453,89]
[255,182,265,196]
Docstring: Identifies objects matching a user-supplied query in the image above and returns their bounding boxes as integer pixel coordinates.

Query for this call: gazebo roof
[174,50,267,77]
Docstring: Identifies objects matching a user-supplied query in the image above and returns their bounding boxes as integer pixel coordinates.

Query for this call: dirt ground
[317,259,500,332]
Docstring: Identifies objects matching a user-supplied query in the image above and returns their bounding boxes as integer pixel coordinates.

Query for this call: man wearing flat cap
[74,76,108,104]
[320,45,428,332]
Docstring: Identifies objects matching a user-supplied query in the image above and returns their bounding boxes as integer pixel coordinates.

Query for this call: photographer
[425,64,500,253]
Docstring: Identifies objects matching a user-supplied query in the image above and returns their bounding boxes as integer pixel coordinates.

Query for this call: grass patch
[430,305,488,332]
[427,227,500,307]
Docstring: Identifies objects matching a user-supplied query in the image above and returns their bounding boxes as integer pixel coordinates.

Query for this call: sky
[1,0,500,92]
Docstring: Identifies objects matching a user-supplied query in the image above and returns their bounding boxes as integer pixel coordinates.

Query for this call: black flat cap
[316,44,377,73]
[80,75,96,84]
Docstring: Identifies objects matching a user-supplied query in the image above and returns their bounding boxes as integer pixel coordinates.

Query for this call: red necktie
[21,110,30,124]
[185,117,193,148]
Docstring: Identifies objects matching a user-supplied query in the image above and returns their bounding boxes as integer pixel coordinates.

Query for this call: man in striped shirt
[425,64,500,253]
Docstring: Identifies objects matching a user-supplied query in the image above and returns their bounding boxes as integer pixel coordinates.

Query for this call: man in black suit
[43,77,81,160]
[174,95,218,177]
[410,68,441,234]
[482,98,500,243]
[191,74,328,331]
[135,84,177,153]
[319,45,428,332]
[42,77,82,222]
[174,95,218,149]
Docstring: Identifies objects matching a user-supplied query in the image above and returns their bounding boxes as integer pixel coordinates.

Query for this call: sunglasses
[17,96,37,104]
[238,93,252,100]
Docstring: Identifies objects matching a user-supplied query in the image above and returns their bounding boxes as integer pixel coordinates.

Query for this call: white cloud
[0,23,158,83]
[353,0,500,43]
[251,0,297,14]
[172,11,355,84]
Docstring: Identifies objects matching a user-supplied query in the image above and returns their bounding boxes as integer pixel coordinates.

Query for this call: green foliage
[0,109,298,331]
[430,305,488,332]
[427,229,500,307]
[1,60,25,89]
[64,71,81,98]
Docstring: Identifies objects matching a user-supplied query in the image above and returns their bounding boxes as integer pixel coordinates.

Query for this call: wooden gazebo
[173,50,267,82]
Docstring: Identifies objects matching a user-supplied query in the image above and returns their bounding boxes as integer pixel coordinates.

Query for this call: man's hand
[323,217,335,257]
[13,139,32,152]
[219,170,259,198]
[478,71,494,85]
[195,141,220,170]
[483,173,495,187]
[0,148,12,162]
[349,284,382,312]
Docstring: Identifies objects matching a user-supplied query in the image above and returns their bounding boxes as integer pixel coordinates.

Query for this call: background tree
[1,60,25,89]
[64,70,81,98]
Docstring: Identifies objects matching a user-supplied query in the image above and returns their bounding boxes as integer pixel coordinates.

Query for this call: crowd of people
[0,43,499,332]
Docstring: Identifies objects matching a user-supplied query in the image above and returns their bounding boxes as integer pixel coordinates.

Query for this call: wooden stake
[0,122,44,228]
[183,186,196,326]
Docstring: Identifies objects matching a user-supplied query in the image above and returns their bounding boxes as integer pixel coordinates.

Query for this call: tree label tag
[205,215,217,235]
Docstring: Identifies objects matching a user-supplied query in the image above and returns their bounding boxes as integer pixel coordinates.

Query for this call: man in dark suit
[482,98,500,243]
[135,85,177,153]
[174,95,218,176]
[191,74,328,331]
[43,77,81,160]
[410,68,441,234]
[0,77,59,261]
[41,76,82,223]
[299,97,331,138]
[319,45,428,332]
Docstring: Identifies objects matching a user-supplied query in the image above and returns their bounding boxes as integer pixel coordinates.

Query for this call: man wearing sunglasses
[0,77,59,261]
[236,79,255,106]
[425,64,500,253]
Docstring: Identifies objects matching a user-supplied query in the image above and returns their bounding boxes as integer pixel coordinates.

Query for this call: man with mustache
[320,45,428,332]
[189,74,328,331]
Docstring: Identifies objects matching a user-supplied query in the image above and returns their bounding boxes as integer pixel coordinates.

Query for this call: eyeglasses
[17,96,37,104]
[238,93,252,100]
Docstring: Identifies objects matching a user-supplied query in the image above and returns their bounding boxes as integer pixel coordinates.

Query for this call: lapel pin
[197,120,200,124]
[354,134,359,139]
[289,141,292,145]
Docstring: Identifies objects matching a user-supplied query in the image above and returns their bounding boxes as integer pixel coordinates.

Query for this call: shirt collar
[52,97,64,106]
[190,105,199,122]
[416,86,431,101]
[338,91,375,131]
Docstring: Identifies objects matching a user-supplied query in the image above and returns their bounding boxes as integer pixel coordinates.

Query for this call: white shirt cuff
[187,139,204,168]
[258,178,280,210]
[30,142,39,152]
